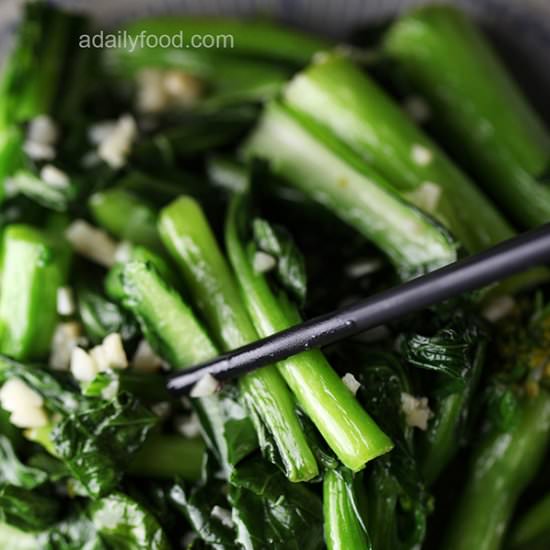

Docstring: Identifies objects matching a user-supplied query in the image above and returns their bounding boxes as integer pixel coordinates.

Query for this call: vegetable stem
[226,195,392,470]
[444,390,550,550]
[383,5,550,228]
[323,469,372,550]
[282,52,514,252]
[129,435,204,480]
[243,101,457,277]
[159,196,319,481]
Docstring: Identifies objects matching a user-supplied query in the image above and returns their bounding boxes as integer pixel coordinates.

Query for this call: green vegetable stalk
[281,52,514,252]
[243,101,457,277]
[119,260,257,474]
[509,492,550,549]
[323,469,371,550]
[129,435,204,480]
[383,5,550,228]
[444,390,550,550]
[159,197,319,482]
[89,188,162,251]
[0,225,69,360]
[0,3,87,201]
[226,195,392,470]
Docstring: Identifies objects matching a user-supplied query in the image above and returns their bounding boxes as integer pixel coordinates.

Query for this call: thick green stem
[159,196,318,482]
[444,391,550,550]
[383,5,550,228]
[419,341,486,485]
[129,434,204,480]
[226,195,392,470]
[89,189,161,251]
[509,493,550,549]
[244,101,457,277]
[0,225,69,360]
[282,52,513,252]
[324,469,372,550]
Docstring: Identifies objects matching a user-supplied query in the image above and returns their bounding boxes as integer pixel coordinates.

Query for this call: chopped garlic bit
[88,121,117,145]
[71,347,99,382]
[401,392,433,431]
[132,339,164,373]
[97,114,137,169]
[40,164,69,188]
[0,379,43,410]
[411,144,433,166]
[211,506,234,528]
[24,115,58,160]
[102,333,128,369]
[403,95,431,123]
[136,68,204,113]
[175,412,201,438]
[252,251,276,274]
[482,295,515,323]
[57,286,75,316]
[10,408,49,429]
[65,219,118,267]
[0,378,48,429]
[71,334,128,383]
[27,115,58,145]
[406,181,441,214]
[49,321,82,371]
[190,374,220,398]
[341,372,361,395]
[345,258,383,278]
[115,241,133,263]
[101,378,119,401]
[152,402,172,418]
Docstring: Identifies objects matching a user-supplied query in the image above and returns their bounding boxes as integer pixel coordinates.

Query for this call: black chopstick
[167,223,550,395]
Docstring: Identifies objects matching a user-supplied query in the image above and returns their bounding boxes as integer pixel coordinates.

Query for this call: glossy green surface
[226,196,393,471]
[244,101,457,277]
[121,260,217,367]
[283,52,514,252]
[384,5,550,228]
[0,225,68,360]
[445,391,550,550]
[323,469,371,550]
[159,196,318,481]
[90,189,161,251]
[510,493,550,549]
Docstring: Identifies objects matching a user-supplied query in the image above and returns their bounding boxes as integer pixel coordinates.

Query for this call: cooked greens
[0,2,549,549]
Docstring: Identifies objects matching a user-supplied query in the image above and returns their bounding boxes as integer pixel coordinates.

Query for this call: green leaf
[252,218,306,304]
[77,287,139,345]
[89,492,170,550]
[0,484,59,532]
[0,435,47,489]
[52,392,158,498]
[228,458,324,550]
[169,454,240,550]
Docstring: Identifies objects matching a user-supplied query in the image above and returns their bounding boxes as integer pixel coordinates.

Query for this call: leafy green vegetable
[0,357,158,498]
[252,217,306,304]
[89,492,170,550]
[228,458,324,550]
[77,286,139,345]
[0,484,59,532]
[52,392,158,497]
[0,435,47,489]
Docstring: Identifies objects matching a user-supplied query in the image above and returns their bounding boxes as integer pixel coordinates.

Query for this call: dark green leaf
[52,392,158,498]
[0,435,47,489]
[252,218,306,304]
[169,454,239,550]
[228,458,324,550]
[89,492,170,550]
[0,484,59,532]
[77,287,139,345]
